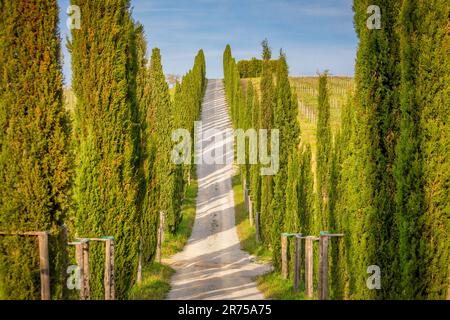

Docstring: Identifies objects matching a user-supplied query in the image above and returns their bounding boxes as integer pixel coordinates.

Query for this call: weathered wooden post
[304,236,319,298]
[73,239,89,300]
[318,232,344,300]
[82,240,90,299]
[293,234,303,292]
[37,231,51,300]
[248,197,254,227]
[137,236,143,285]
[318,232,329,300]
[156,211,165,263]
[281,233,288,279]
[104,237,115,300]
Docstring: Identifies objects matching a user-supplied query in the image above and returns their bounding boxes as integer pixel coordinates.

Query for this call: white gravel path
[166,79,271,300]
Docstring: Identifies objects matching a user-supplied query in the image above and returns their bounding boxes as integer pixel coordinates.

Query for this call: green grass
[257,272,308,300]
[129,170,198,299]
[232,170,271,262]
[128,262,175,300]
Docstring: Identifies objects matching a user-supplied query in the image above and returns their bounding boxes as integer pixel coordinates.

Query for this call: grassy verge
[257,272,307,300]
[232,171,270,262]
[128,262,174,300]
[129,170,198,300]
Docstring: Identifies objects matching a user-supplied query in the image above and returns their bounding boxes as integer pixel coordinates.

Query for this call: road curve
[166,79,270,300]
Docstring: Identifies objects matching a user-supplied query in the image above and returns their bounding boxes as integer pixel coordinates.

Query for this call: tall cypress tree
[259,41,275,247]
[148,48,179,234]
[0,0,71,299]
[250,87,262,216]
[417,0,449,299]
[316,72,332,232]
[395,0,449,299]
[271,53,300,270]
[134,24,159,265]
[394,0,424,298]
[71,0,140,298]
[352,0,402,299]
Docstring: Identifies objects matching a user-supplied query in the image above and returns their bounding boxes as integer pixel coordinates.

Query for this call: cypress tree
[271,53,300,270]
[394,0,424,298]
[395,0,449,299]
[71,0,140,298]
[417,0,449,299]
[316,72,332,232]
[134,24,158,265]
[352,0,402,299]
[250,88,262,216]
[259,40,275,247]
[0,0,71,299]
[298,144,314,236]
[148,48,179,234]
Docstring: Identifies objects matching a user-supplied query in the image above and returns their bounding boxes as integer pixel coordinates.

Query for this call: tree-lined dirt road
[166,79,270,300]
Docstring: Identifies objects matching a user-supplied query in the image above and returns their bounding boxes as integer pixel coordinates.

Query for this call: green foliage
[0,0,71,299]
[259,48,275,247]
[394,0,449,299]
[71,0,141,299]
[128,262,174,300]
[271,53,300,270]
[315,72,332,232]
[237,58,278,78]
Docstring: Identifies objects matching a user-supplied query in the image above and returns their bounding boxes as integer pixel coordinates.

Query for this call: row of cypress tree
[329,0,449,300]
[0,0,206,299]
[223,42,314,273]
[223,0,448,300]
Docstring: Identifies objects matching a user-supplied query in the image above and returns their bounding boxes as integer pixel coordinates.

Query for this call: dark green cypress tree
[395,0,449,299]
[148,48,179,234]
[134,24,158,265]
[271,53,300,270]
[352,0,402,299]
[298,144,314,236]
[259,41,275,247]
[316,72,332,232]
[394,0,424,298]
[0,0,71,299]
[71,0,140,298]
[250,88,262,216]
[417,0,449,299]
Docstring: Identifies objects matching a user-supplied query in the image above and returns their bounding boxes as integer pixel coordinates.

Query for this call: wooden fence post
[104,237,115,300]
[38,231,51,300]
[75,243,84,298]
[82,240,90,300]
[156,211,165,263]
[318,232,344,300]
[248,197,254,227]
[305,236,318,298]
[318,233,329,300]
[281,234,288,279]
[294,234,302,292]
[255,211,260,243]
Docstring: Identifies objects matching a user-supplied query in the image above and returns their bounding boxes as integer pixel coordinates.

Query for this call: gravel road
[166,79,270,300]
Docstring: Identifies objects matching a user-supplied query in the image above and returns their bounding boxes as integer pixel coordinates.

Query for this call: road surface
[166,79,270,300]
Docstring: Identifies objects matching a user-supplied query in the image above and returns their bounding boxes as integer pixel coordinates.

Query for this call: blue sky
[59,0,357,85]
